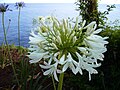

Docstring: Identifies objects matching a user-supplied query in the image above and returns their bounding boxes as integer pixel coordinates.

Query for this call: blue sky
[0,0,120,4]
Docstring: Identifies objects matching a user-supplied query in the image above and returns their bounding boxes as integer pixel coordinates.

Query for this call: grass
[0,45,53,89]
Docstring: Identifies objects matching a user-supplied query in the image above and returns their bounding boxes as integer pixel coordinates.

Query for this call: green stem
[2,19,11,45]
[2,12,8,45]
[6,19,11,34]
[18,7,21,47]
[2,12,20,86]
[52,75,56,90]
[2,45,5,69]
[2,12,8,69]
[10,54,20,86]
[57,73,64,90]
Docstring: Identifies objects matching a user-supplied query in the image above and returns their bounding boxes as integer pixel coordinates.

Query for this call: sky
[0,0,120,4]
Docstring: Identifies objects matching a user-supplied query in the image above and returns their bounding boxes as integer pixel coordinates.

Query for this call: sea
[0,3,120,47]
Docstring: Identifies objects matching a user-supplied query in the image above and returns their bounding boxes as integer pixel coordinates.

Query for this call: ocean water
[0,3,120,47]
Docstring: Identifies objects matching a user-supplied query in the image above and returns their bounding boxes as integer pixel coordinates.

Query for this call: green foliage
[15,57,31,89]
[0,44,52,89]
[76,0,116,27]
[15,61,52,90]
[99,5,116,27]
[100,25,120,90]
[76,0,99,25]
[63,70,106,90]
[0,45,9,68]
[0,45,27,68]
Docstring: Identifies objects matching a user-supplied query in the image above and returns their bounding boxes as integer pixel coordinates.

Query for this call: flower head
[28,16,108,81]
[15,2,25,9]
[0,3,11,13]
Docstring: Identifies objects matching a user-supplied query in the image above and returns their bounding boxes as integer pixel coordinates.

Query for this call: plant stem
[18,7,21,47]
[2,12,8,69]
[6,19,11,34]
[10,54,20,86]
[57,73,64,90]
[2,19,11,45]
[2,12,8,45]
[52,75,56,90]
[2,12,20,86]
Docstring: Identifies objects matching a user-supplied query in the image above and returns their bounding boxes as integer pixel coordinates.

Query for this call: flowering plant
[15,2,25,47]
[15,2,25,9]
[0,3,12,13]
[28,16,108,89]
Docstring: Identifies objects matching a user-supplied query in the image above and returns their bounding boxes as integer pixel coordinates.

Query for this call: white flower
[28,16,108,81]
[86,35,108,45]
[84,21,96,36]
[83,21,108,60]
[28,51,49,63]
[40,61,62,81]
[29,30,45,45]
[62,53,78,74]
[77,47,88,55]
[86,48,105,61]
[76,52,101,80]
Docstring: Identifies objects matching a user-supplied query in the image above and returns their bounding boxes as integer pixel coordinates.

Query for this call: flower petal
[40,64,51,69]
[59,55,65,65]
[44,68,53,75]
[62,63,69,72]
[70,63,76,74]
[54,71,59,81]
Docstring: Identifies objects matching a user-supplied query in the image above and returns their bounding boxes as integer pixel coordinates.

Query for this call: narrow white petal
[75,66,79,74]
[59,55,65,65]
[54,71,59,81]
[93,29,102,34]
[28,52,48,64]
[89,73,91,81]
[73,60,78,66]
[82,20,86,27]
[62,63,69,72]
[29,37,40,44]
[93,23,97,30]
[29,59,40,63]
[103,37,109,39]
[48,57,53,65]
[84,21,96,29]
[76,52,82,60]
[67,53,73,62]
[79,68,83,75]
[44,68,53,75]
[70,63,76,74]
[40,64,51,69]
